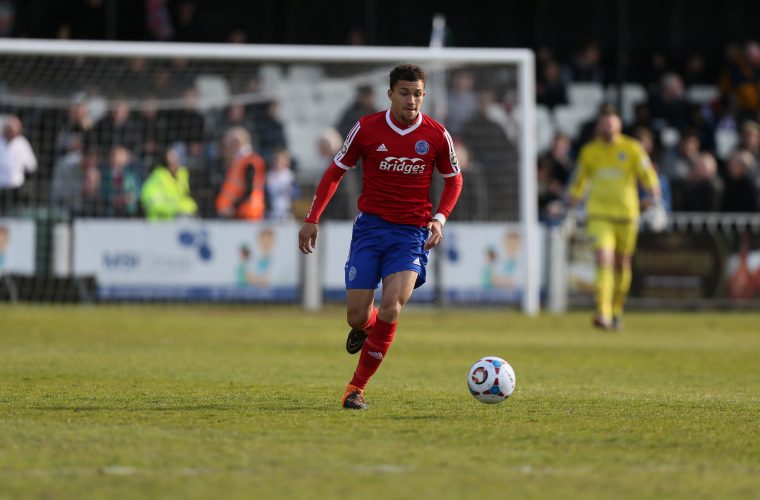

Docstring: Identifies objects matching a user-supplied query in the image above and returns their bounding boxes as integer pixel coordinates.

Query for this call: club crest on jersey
[415,140,430,155]
[617,152,627,161]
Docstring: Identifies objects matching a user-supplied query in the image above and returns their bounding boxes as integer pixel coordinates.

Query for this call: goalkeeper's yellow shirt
[569,134,660,221]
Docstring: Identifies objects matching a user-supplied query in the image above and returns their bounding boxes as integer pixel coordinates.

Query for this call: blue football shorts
[345,212,429,290]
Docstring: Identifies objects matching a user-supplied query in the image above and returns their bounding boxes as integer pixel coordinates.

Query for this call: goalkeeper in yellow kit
[567,107,662,331]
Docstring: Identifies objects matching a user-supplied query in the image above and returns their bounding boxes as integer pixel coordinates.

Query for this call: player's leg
[342,217,428,408]
[611,221,638,330]
[345,289,378,354]
[343,213,383,354]
[344,271,417,405]
[587,219,615,329]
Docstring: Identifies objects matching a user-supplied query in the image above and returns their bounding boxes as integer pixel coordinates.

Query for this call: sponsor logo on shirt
[378,156,426,174]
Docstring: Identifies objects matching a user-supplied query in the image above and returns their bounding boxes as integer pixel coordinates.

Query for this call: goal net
[0,40,538,312]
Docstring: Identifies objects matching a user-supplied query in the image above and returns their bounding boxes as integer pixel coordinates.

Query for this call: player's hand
[424,220,443,250]
[298,222,318,254]
[560,205,582,238]
[642,198,668,232]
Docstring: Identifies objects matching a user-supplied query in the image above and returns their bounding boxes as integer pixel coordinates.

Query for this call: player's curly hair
[389,64,426,89]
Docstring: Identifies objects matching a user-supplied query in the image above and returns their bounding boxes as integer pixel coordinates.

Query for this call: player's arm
[298,163,347,254]
[426,129,464,250]
[633,143,662,204]
[567,146,591,207]
[299,121,363,254]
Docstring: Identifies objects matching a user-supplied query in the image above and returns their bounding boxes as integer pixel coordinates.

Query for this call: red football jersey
[334,110,461,226]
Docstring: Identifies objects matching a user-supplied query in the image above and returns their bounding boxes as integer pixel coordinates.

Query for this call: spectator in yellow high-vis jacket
[568,107,661,331]
[140,144,198,220]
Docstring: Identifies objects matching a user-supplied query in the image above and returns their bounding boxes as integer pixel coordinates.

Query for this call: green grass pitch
[1,305,759,499]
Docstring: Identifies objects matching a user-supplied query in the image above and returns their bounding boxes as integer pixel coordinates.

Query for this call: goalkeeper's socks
[612,268,632,317]
[349,318,396,391]
[595,265,614,321]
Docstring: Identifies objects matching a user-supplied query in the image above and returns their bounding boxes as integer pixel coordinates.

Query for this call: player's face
[598,115,622,141]
[388,80,425,124]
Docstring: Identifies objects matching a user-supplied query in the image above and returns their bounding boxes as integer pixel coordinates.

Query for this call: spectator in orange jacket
[215,126,266,220]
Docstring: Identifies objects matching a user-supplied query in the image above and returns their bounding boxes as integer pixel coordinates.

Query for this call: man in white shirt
[0,115,37,212]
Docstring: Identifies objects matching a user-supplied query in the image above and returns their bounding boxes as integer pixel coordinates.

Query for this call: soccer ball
[467,357,516,404]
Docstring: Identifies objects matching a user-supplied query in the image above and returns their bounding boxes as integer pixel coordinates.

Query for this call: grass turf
[0,305,758,499]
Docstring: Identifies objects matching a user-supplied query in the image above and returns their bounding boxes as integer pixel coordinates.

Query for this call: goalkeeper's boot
[592,315,613,331]
[341,385,368,410]
[345,328,368,354]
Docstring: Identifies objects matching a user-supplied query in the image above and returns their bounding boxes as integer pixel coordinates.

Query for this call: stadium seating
[567,82,605,110]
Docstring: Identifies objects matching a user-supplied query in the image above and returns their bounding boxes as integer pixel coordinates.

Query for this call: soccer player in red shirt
[298,64,463,409]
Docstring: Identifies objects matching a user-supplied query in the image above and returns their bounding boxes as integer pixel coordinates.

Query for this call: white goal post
[0,39,538,314]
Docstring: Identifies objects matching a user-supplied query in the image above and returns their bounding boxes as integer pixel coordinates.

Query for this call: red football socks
[349,317,396,391]
[362,307,379,332]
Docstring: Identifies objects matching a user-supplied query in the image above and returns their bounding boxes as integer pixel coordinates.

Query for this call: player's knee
[378,302,403,323]
[347,308,371,329]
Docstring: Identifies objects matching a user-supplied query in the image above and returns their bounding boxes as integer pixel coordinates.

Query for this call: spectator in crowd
[737,120,760,175]
[265,148,296,221]
[449,139,488,221]
[100,145,141,217]
[164,87,205,158]
[136,96,169,169]
[536,59,568,110]
[315,127,358,220]
[50,133,85,218]
[537,156,563,224]
[145,0,174,41]
[336,85,377,139]
[719,40,760,123]
[0,1,13,37]
[460,91,516,219]
[216,126,266,220]
[445,69,478,136]
[80,148,102,216]
[171,0,205,42]
[721,150,759,212]
[460,91,515,170]
[220,102,256,139]
[491,89,521,145]
[682,152,722,212]
[660,130,701,208]
[542,132,575,189]
[649,72,692,132]
[634,126,672,212]
[687,103,717,154]
[140,143,198,220]
[57,0,107,40]
[683,52,711,87]
[54,93,93,158]
[537,133,573,224]
[641,50,670,92]
[563,41,604,83]
[254,100,287,163]
[0,115,37,212]
[90,97,142,156]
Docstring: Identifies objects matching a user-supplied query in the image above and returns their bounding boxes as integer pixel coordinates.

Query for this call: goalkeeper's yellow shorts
[586,217,638,255]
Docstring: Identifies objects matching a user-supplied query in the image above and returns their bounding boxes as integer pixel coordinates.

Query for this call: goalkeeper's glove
[642,198,668,232]
[560,205,583,238]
